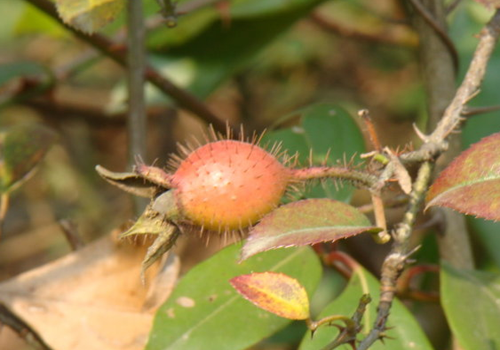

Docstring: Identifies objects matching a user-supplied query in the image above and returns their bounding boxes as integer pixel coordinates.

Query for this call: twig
[23,0,227,133]
[358,163,432,350]
[358,8,500,350]
[446,0,462,14]
[359,109,382,151]
[126,0,149,215]
[321,295,371,350]
[356,194,408,214]
[402,8,500,166]
[290,166,379,190]
[145,0,221,31]
[462,104,500,116]
[58,219,86,251]
[0,303,53,350]
[127,0,147,165]
[429,10,500,142]
[408,0,459,71]
[370,194,390,243]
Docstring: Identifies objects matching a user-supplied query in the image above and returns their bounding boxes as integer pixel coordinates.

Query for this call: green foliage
[299,265,434,350]
[3,1,500,350]
[108,0,326,111]
[146,243,321,350]
[262,104,366,202]
[468,218,500,268]
[441,262,500,350]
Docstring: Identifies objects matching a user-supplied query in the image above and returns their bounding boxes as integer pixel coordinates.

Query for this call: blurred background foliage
[0,0,499,349]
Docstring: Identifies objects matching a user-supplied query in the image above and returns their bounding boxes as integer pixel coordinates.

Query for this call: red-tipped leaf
[230,272,310,320]
[242,199,381,260]
[426,132,500,221]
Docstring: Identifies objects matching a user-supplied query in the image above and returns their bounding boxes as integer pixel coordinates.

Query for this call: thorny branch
[23,0,227,133]
[357,9,500,350]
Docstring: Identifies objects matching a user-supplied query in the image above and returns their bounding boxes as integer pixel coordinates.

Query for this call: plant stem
[358,162,433,350]
[126,0,148,213]
[358,6,500,350]
[290,167,379,190]
[414,0,474,271]
[23,0,227,132]
[126,0,147,166]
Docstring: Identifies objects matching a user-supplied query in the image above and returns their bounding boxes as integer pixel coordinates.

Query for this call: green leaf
[0,61,49,87]
[426,132,500,221]
[147,0,325,49]
[263,104,366,202]
[468,217,500,268]
[0,123,57,193]
[120,0,325,111]
[0,62,53,106]
[230,0,323,18]
[230,272,310,320]
[146,243,321,350]
[54,0,125,34]
[299,264,434,350]
[242,199,380,260]
[441,262,500,350]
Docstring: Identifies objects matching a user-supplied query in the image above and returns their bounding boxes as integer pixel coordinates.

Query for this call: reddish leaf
[230,272,310,320]
[426,132,500,221]
[0,123,57,193]
[474,0,500,9]
[242,199,381,260]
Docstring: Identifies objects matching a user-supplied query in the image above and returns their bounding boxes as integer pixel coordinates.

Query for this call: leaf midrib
[165,248,307,349]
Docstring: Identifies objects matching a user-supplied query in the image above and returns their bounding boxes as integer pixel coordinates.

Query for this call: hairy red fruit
[171,140,290,231]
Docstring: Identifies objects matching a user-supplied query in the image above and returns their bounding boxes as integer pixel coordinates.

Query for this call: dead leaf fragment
[0,235,180,350]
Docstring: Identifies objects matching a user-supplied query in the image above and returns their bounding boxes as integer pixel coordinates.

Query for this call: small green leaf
[54,0,125,34]
[230,272,310,320]
[0,123,57,193]
[242,199,380,260]
[146,243,321,350]
[300,264,434,350]
[441,262,500,350]
[263,104,366,202]
[426,132,500,221]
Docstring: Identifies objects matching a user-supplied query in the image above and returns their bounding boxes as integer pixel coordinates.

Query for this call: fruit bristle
[170,139,290,232]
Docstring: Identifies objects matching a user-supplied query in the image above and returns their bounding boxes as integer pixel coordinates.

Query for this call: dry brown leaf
[0,235,180,350]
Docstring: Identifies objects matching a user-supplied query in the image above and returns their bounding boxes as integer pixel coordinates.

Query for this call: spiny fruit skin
[171,140,290,231]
